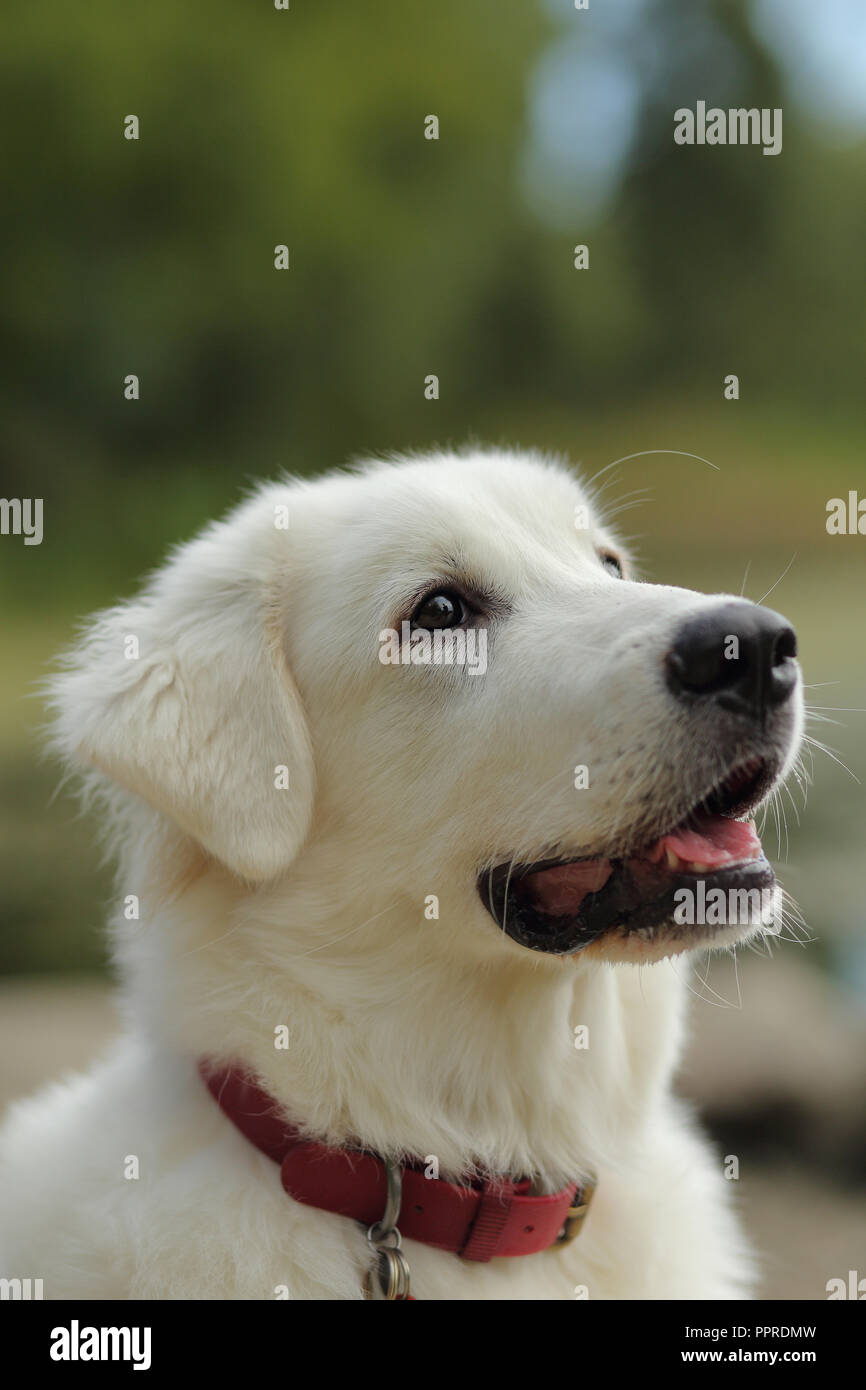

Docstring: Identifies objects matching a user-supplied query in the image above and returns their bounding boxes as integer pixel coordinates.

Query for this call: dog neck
[118,827,687,1188]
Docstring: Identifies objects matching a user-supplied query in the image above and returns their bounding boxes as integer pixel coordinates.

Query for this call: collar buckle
[554,1180,596,1248]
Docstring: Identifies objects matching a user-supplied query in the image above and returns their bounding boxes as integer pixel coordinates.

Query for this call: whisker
[584,448,721,493]
[755,552,797,606]
[800,734,860,784]
[805,705,866,714]
[289,901,401,959]
[671,955,739,1010]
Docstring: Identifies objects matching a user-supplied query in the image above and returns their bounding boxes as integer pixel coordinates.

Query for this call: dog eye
[411,590,465,629]
[599,551,624,579]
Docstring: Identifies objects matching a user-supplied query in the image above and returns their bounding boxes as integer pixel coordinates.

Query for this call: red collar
[199,1061,594,1267]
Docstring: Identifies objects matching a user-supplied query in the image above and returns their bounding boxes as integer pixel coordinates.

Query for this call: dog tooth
[665,848,680,870]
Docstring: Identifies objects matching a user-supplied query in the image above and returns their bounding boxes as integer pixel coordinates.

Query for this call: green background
[2,0,864,982]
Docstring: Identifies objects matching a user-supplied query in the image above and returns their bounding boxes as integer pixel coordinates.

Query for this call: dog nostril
[774,627,797,664]
[666,646,722,694]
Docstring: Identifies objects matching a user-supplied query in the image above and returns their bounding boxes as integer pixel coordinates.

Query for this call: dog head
[51,448,804,968]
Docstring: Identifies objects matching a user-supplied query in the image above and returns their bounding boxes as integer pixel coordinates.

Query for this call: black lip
[480,854,775,955]
[478,754,782,955]
[697,756,775,821]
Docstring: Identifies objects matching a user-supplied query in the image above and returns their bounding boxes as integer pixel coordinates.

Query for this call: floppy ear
[49,522,315,882]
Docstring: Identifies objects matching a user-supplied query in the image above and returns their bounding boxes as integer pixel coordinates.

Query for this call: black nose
[666,601,798,718]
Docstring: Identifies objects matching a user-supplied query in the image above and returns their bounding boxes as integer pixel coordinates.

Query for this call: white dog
[0,448,803,1299]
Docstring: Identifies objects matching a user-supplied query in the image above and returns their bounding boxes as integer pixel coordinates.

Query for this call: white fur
[1,448,803,1299]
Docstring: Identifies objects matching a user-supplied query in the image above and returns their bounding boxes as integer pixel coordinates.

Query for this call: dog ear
[49,518,315,882]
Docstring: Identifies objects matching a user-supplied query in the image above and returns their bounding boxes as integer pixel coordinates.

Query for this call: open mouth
[479,757,778,955]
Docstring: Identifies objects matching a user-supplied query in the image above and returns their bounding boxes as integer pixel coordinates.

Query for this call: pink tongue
[522,816,762,917]
[524,860,613,916]
[645,813,761,869]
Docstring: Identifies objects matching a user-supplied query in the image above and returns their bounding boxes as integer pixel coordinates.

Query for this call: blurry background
[1,0,864,1298]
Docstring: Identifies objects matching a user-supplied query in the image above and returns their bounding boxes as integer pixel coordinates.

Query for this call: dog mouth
[479,757,779,956]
